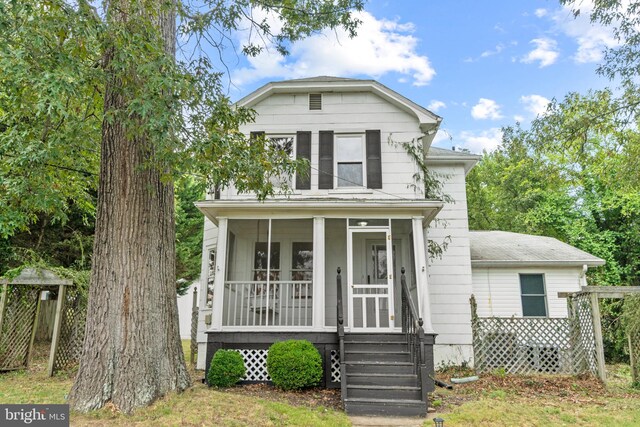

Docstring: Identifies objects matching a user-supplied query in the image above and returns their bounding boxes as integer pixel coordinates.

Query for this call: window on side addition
[520,273,547,317]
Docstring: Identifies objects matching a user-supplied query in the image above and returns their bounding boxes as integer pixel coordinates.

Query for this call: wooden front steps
[342,333,427,417]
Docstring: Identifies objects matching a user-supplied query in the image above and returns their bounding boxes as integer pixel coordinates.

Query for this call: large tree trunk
[69,0,190,414]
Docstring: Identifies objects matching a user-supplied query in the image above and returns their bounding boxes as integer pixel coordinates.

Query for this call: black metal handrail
[400,267,429,403]
[336,267,346,401]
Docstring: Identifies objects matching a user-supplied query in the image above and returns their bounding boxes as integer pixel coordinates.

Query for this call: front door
[347,226,394,331]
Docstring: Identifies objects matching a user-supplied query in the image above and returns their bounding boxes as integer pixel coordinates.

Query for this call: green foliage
[1,258,90,298]
[0,0,364,293]
[0,0,102,238]
[175,177,205,294]
[388,135,453,259]
[467,92,640,363]
[266,340,322,390]
[207,350,246,388]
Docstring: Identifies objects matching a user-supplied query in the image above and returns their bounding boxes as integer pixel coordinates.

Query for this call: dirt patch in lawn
[431,368,639,413]
[222,383,343,411]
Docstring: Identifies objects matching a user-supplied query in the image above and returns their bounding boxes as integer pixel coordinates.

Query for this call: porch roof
[195,198,443,226]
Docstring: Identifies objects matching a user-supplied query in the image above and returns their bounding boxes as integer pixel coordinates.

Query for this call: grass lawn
[428,365,640,426]
[0,341,349,426]
[1,341,639,426]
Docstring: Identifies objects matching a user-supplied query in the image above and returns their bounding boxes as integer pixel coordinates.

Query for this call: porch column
[210,217,228,331]
[412,216,434,333]
[312,217,325,330]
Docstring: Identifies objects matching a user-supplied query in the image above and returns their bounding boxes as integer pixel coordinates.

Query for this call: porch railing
[222,281,312,327]
[400,267,429,403]
[336,267,346,401]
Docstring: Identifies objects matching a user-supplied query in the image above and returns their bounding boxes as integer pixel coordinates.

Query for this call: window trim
[519,273,548,317]
[334,133,366,188]
[265,134,296,189]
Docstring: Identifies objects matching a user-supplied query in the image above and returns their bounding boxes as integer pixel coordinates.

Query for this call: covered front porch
[196,199,442,334]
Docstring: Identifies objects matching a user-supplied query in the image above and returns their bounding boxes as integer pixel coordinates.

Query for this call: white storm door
[347,227,394,331]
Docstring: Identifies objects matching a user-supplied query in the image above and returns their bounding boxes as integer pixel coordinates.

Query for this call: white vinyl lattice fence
[470,295,598,376]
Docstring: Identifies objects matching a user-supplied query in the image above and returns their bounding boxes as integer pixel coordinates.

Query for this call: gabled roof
[469,231,605,267]
[426,147,481,174]
[235,76,442,134]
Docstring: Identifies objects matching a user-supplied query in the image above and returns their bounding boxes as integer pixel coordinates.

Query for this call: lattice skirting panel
[233,348,341,383]
[236,349,270,381]
[330,350,340,383]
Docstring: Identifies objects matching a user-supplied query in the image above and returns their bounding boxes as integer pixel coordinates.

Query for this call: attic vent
[309,93,322,110]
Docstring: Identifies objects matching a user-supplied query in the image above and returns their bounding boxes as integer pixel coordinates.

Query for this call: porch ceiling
[195,198,443,226]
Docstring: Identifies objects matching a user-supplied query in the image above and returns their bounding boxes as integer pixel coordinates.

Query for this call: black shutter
[214,186,221,199]
[318,130,334,189]
[250,131,265,144]
[366,130,382,189]
[296,131,311,190]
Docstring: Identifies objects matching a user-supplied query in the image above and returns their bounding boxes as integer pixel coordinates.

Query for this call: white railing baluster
[285,283,290,326]
[222,281,312,328]
[304,283,309,326]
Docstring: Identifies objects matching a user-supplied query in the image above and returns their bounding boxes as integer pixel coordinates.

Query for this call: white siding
[196,217,218,369]
[222,91,424,200]
[426,164,474,357]
[471,266,583,318]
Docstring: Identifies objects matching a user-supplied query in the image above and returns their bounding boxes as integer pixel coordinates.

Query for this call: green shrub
[266,340,322,390]
[207,349,246,388]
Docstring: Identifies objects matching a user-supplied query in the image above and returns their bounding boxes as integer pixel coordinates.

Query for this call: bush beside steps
[266,339,322,391]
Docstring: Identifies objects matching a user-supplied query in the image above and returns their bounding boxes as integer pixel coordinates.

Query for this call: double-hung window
[336,135,364,187]
[519,274,547,317]
[268,136,294,188]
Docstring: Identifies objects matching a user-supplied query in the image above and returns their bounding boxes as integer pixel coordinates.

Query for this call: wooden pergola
[559,286,640,382]
[0,268,72,375]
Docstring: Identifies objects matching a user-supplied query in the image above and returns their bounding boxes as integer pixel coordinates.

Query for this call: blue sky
[220,0,617,153]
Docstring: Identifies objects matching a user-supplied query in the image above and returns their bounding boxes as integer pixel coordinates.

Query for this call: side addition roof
[426,147,481,174]
[469,231,605,267]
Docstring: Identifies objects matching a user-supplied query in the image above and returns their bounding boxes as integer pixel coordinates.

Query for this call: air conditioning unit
[526,345,561,373]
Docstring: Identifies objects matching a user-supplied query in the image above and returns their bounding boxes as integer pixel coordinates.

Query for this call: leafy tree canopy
[0,0,364,239]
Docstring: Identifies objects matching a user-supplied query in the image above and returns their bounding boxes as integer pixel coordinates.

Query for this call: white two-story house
[194,76,604,416]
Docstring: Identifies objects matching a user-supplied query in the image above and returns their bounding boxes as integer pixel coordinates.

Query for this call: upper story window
[309,93,322,110]
[269,136,293,155]
[318,129,382,190]
[520,274,547,317]
[336,135,364,187]
[268,136,294,188]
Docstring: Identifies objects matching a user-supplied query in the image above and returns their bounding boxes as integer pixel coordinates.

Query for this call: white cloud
[431,129,451,146]
[480,43,505,58]
[232,11,435,87]
[471,98,503,120]
[427,100,446,112]
[521,38,559,67]
[520,94,551,117]
[549,3,619,63]
[514,115,525,123]
[457,128,503,153]
[534,8,548,18]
